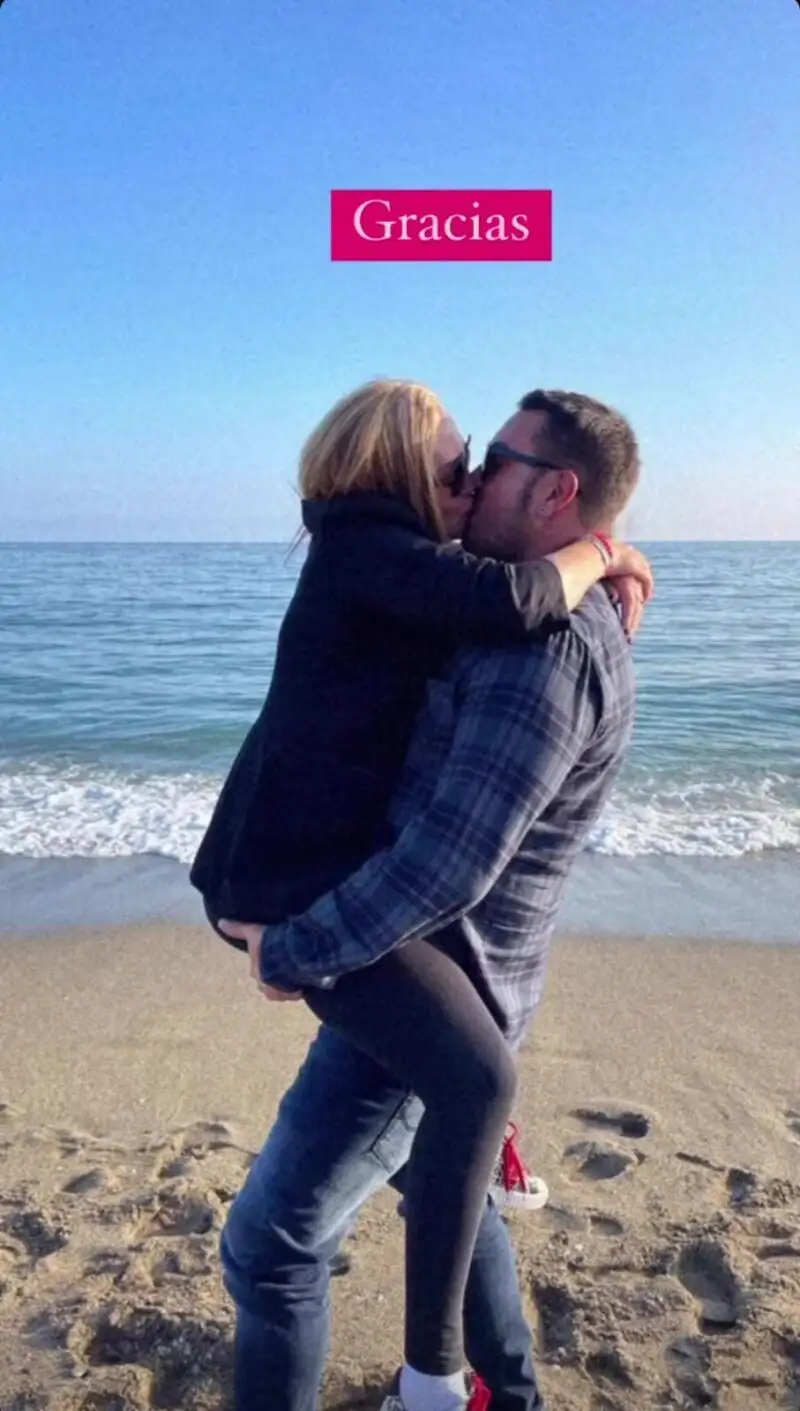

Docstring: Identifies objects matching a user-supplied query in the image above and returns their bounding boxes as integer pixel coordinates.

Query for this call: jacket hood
[301,491,431,537]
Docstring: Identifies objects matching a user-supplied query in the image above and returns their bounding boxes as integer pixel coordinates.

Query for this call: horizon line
[1,537,798,548]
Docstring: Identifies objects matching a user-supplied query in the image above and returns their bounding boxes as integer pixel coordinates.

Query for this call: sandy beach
[1,922,798,1411]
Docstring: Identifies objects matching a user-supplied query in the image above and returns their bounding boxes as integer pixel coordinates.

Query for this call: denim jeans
[220,1026,544,1411]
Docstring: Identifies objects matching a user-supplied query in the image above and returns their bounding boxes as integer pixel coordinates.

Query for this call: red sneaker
[468,1374,492,1410]
[490,1121,549,1212]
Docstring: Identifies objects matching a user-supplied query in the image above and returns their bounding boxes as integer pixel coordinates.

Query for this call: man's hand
[217,919,303,1001]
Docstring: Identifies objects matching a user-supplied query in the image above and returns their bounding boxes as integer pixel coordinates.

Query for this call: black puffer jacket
[189,491,568,936]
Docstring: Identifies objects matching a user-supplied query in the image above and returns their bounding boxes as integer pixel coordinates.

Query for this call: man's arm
[259,633,601,987]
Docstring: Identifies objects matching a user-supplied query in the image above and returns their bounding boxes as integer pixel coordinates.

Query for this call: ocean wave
[0,762,220,864]
[591,780,800,858]
[0,760,798,863]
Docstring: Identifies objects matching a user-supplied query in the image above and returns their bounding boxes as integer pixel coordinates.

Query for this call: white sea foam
[0,762,220,863]
[590,774,800,858]
[0,760,798,863]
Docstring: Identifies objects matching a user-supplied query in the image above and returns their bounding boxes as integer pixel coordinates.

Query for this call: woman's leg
[303,938,517,1379]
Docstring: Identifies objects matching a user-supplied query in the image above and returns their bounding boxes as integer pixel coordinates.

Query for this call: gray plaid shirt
[261,585,636,1049]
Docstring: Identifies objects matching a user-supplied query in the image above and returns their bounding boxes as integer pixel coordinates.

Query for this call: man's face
[464,411,556,559]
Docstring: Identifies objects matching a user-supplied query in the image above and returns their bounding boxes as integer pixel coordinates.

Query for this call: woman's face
[433,416,474,540]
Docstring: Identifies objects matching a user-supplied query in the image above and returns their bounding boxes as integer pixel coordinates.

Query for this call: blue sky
[1,0,798,542]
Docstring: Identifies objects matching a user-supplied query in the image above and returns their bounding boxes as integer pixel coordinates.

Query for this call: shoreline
[1,848,798,946]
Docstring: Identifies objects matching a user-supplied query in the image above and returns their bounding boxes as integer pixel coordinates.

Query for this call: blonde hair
[298,379,448,537]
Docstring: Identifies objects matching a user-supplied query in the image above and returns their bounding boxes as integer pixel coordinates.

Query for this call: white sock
[399,1363,468,1411]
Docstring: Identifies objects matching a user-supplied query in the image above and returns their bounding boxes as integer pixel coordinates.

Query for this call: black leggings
[207,905,516,1375]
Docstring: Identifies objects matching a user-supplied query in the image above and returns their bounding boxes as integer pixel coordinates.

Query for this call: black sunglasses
[438,434,472,497]
[479,440,565,483]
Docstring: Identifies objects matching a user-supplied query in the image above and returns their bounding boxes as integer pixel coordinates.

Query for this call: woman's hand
[217,919,303,1001]
[604,542,655,603]
[604,575,645,639]
[546,537,654,616]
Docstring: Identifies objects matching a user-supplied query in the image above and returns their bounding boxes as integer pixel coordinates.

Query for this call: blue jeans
[221,1026,544,1411]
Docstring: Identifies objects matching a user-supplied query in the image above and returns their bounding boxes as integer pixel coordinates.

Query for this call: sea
[0,542,798,943]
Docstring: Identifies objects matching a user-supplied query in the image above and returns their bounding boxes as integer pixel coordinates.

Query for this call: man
[219,389,641,1411]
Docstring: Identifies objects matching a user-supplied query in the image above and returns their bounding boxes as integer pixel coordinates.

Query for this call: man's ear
[541,468,580,518]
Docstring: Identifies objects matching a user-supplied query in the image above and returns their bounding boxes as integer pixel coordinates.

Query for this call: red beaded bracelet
[592,532,615,560]
[580,532,614,567]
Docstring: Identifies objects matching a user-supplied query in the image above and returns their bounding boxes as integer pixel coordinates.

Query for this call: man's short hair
[518,389,640,527]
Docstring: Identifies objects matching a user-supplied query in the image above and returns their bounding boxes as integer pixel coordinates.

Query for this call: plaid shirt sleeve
[259,631,600,987]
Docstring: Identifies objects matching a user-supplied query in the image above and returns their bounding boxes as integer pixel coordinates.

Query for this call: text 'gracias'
[330,190,553,262]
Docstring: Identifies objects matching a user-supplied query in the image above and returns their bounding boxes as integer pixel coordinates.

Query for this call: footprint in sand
[584,1344,637,1392]
[674,1238,745,1334]
[665,1335,715,1406]
[83,1247,131,1283]
[727,1166,800,1212]
[562,1139,645,1182]
[89,1233,218,1294]
[132,1185,221,1241]
[746,1214,799,1241]
[138,1119,250,1181]
[62,1169,109,1196]
[589,1213,626,1237]
[0,1201,69,1261]
[570,1104,652,1140]
[57,1363,154,1410]
[767,1326,800,1405]
[727,1167,760,1208]
[52,1129,127,1161]
[22,1295,89,1389]
[0,1237,27,1302]
[94,1179,222,1244]
[147,1237,216,1285]
[786,1110,800,1141]
[68,1304,230,1407]
[538,1203,590,1235]
[530,1280,582,1366]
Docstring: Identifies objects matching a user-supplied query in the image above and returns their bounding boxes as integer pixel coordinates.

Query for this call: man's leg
[390,1171,544,1411]
[221,1021,543,1411]
[220,1024,420,1411]
[463,1198,544,1411]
